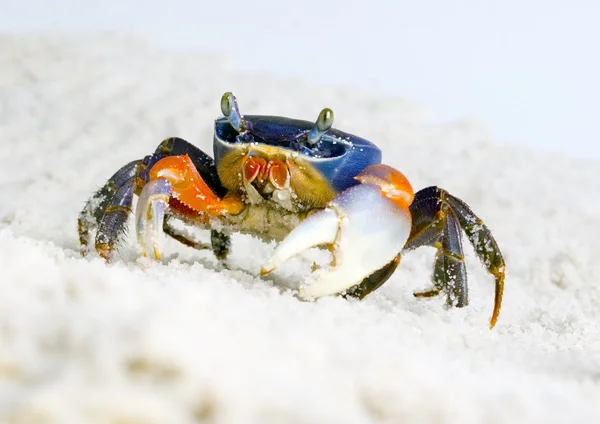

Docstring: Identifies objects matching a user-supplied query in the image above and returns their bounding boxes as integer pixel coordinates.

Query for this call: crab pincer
[135,154,245,260]
[261,164,414,299]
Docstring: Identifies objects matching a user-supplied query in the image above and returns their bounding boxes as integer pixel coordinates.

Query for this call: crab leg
[261,164,414,299]
[162,215,211,251]
[406,186,505,328]
[78,159,141,259]
[406,191,468,305]
[135,155,245,260]
[444,191,505,328]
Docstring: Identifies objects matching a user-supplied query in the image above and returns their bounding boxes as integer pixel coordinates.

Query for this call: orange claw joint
[135,155,244,260]
[354,164,414,212]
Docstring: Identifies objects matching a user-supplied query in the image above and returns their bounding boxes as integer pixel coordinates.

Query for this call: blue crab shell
[213,115,382,194]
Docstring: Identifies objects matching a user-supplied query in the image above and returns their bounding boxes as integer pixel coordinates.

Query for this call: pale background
[2,0,599,158]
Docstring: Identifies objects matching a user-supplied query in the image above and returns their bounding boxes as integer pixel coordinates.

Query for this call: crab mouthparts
[242,156,290,191]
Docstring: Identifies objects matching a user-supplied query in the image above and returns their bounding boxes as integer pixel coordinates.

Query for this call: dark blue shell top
[214,115,382,193]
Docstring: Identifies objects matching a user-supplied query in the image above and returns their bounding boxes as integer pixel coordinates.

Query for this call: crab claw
[136,178,172,260]
[135,154,245,260]
[261,164,414,299]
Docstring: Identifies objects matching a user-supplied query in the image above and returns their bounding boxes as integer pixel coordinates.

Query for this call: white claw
[261,208,339,275]
[262,183,413,299]
[136,178,172,260]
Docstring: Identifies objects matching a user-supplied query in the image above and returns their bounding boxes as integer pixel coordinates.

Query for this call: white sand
[1,35,600,423]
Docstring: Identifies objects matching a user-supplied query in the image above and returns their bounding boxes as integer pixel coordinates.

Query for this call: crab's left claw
[136,178,172,260]
[135,154,245,260]
[261,164,414,299]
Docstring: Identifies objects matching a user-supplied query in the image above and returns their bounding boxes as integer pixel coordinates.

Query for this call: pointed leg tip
[413,288,440,299]
[489,309,500,330]
[98,246,114,263]
[489,272,504,330]
[260,266,273,276]
[98,250,112,264]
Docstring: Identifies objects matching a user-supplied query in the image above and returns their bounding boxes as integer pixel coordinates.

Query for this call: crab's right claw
[261,164,414,299]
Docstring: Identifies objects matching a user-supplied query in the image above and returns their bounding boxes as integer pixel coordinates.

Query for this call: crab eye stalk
[307,108,334,145]
[220,92,245,131]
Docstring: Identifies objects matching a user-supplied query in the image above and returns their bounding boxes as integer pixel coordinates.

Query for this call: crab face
[213,93,382,210]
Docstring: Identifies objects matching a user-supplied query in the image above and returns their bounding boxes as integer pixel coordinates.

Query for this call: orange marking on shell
[267,159,290,189]
[354,164,414,212]
[149,155,244,216]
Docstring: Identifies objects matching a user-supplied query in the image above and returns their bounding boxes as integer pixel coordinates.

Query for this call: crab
[78,92,506,328]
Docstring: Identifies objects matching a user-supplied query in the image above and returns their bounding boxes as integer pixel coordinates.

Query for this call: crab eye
[220,92,244,132]
[307,108,334,145]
